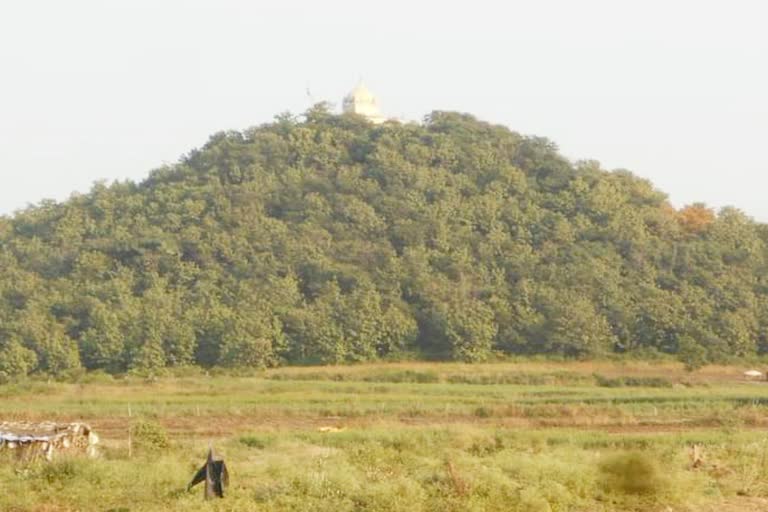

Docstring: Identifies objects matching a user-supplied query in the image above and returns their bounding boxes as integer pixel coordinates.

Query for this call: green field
[3,361,768,511]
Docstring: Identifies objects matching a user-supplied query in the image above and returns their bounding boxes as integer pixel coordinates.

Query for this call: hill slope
[1,106,766,378]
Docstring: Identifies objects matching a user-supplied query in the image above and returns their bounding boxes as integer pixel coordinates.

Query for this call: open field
[3,361,768,511]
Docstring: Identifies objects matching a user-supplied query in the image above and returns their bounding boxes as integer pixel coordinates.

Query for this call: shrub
[473,406,494,418]
[76,369,116,384]
[130,420,170,451]
[599,451,666,495]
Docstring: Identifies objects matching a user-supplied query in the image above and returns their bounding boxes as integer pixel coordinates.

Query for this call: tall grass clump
[446,371,590,386]
[268,369,440,383]
[239,433,278,450]
[363,370,440,384]
[40,458,82,484]
[593,374,673,388]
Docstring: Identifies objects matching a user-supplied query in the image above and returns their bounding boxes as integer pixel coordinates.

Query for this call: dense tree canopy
[1,106,766,378]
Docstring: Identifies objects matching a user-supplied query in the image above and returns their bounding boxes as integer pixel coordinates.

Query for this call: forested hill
[1,106,767,379]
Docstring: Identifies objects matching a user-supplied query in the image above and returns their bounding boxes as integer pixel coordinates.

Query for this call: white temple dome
[342,82,386,124]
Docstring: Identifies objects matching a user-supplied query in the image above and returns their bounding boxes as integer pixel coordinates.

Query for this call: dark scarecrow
[188,447,229,499]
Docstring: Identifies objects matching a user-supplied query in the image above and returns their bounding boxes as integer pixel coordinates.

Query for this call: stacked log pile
[0,422,99,461]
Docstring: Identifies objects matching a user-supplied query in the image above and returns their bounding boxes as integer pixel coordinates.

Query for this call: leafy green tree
[0,336,38,382]
[218,307,285,368]
[79,302,126,371]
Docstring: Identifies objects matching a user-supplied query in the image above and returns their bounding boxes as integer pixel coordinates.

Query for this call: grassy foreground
[3,361,768,511]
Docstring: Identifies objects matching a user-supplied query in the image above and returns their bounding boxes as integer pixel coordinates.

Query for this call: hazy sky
[1,1,767,220]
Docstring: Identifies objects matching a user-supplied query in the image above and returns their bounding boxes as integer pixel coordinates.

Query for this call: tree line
[1,105,766,379]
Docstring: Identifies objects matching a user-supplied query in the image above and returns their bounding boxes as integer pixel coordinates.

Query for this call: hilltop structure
[342,82,387,124]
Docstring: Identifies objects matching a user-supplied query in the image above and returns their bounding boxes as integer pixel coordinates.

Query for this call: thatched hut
[0,422,99,461]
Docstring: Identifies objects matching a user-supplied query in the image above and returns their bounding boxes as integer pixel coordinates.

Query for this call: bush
[130,420,170,451]
[599,451,667,495]
[76,369,116,384]
[473,406,494,418]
